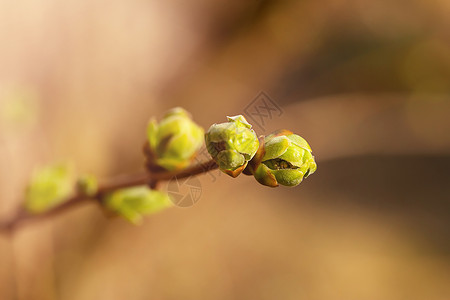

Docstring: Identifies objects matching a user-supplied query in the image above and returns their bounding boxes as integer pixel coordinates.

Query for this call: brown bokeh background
[1,0,449,299]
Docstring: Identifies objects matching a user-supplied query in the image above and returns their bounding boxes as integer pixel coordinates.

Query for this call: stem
[0,160,218,233]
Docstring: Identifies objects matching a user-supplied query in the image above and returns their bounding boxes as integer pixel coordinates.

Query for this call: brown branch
[0,160,218,234]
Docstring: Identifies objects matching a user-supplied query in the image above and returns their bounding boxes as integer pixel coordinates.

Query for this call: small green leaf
[253,163,278,187]
[226,115,252,128]
[147,118,158,150]
[25,163,74,214]
[307,160,317,176]
[105,186,173,224]
[286,134,312,151]
[216,150,245,170]
[278,144,306,168]
[263,136,290,161]
[271,169,304,187]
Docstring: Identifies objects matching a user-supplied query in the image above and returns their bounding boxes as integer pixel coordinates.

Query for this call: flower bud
[205,115,259,177]
[252,130,317,187]
[104,186,172,224]
[25,163,74,213]
[146,107,204,171]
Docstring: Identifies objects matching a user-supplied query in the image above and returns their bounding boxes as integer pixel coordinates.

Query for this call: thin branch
[0,160,218,233]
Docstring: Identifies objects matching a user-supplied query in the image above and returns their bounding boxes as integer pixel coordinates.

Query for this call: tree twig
[0,160,218,234]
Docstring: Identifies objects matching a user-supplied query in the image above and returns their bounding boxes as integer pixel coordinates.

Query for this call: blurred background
[0,0,449,299]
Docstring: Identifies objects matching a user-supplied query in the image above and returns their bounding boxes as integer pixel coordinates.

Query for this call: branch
[0,160,218,234]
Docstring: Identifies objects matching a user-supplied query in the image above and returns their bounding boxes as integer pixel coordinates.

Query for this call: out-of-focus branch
[0,160,218,234]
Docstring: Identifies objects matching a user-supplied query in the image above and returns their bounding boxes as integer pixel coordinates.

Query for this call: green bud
[146,107,204,171]
[252,130,317,187]
[77,174,98,197]
[25,163,74,213]
[205,115,259,177]
[104,186,173,224]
